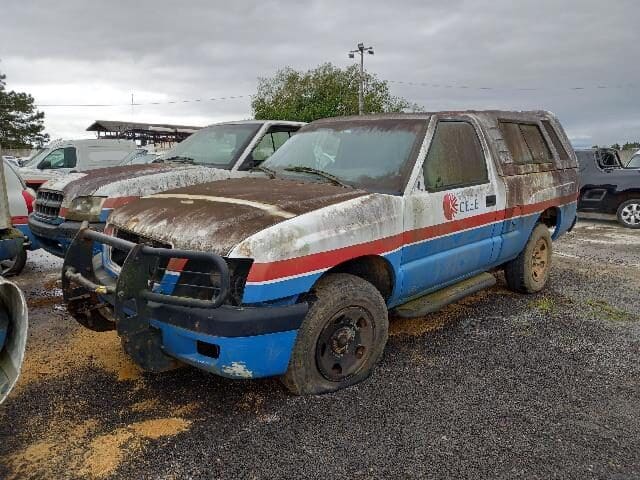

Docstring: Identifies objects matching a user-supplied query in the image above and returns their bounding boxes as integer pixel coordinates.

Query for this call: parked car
[62,110,578,395]
[1,159,38,276]
[0,159,29,402]
[576,147,640,228]
[18,139,140,190]
[29,120,303,257]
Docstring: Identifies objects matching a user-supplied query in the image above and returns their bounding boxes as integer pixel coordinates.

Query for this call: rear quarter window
[499,121,553,164]
[541,120,569,161]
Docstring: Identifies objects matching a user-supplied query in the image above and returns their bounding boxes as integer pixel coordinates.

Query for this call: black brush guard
[62,223,230,372]
[61,223,308,372]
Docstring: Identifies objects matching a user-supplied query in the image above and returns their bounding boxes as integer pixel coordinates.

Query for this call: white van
[19,139,139,190]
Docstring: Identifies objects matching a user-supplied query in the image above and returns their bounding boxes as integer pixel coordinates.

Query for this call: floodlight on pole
[348,42,374,115]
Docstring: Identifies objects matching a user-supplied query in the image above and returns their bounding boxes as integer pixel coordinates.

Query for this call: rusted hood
[108,177,367,255]
[58,164,252,208]
[61,163,190,199]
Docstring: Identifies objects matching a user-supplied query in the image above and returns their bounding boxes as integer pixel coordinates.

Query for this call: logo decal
[443,193,459,221]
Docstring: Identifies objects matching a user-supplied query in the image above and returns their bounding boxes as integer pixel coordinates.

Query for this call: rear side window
[423,121,489,191]
[499,122,552,164]
[541,120,569,160]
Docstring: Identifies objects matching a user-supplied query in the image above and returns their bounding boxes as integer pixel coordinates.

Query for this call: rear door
[400,115,505,299]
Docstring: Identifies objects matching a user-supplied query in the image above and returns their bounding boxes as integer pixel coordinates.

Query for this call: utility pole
[348,42,374,115]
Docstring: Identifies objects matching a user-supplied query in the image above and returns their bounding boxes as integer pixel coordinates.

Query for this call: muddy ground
[0,219,638,479]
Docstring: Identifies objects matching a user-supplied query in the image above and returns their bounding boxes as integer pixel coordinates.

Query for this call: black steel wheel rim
[315,305,375,382]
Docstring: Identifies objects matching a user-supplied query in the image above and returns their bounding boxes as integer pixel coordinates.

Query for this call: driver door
[400,117,505,299]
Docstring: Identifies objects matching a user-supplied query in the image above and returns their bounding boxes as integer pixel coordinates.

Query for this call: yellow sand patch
[16,327,142,390]
[7,417,192,480]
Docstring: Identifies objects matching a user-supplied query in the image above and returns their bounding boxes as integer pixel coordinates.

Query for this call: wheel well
[614,190,640,207]
[319,255,394,300]
[539,207,559,228]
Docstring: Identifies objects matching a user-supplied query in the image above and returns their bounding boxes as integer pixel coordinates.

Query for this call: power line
[0,79,636,109]
[0,94,252,108]
[386,79,637,91]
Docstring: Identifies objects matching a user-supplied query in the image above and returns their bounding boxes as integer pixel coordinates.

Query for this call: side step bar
[392,272,496,319]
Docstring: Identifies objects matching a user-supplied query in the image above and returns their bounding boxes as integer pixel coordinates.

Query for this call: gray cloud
[1,0,638,146]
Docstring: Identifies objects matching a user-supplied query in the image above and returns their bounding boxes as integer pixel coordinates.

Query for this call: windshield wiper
[251,164,277,179]
[162,155,196,164]
[283,166,352,188]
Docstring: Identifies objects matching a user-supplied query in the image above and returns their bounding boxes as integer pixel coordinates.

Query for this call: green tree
[252,63,420,122]
[0,71,49,149]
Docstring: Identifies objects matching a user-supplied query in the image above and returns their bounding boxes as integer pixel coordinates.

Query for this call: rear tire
[0,247,27,277]
[616,199,640,229]
[282,273,388,395]
[504,223,552,293]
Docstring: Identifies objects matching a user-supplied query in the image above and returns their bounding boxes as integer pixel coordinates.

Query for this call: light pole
[348,42,374,115]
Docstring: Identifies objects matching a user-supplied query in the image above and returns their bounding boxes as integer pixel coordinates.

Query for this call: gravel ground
[0,219,638,479]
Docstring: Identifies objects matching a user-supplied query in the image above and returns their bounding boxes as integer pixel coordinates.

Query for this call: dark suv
[576,148,640,228]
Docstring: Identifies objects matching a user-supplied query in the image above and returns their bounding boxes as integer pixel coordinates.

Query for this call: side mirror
[39,160,51,170]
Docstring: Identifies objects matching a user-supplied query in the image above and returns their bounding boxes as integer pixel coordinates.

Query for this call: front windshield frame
[157,123,262,168]
[261,118,428,194]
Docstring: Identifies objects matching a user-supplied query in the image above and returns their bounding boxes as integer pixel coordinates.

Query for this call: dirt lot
[1,219,639,479]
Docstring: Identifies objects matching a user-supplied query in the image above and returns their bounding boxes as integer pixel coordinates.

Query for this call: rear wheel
[504,223,552,293]
[0,247,27,277]
[616,199,640,229]
[282,273,388,395]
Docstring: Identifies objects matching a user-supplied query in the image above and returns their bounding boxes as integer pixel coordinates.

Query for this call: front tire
[616,199,640,229]
[504,223,552,293]
[282,273,389,395]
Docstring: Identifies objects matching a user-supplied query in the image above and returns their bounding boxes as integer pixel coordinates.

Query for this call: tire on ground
[504,223,552,294]
[1,247,27,277]
[616,199,640,229]
[282,273,389,395]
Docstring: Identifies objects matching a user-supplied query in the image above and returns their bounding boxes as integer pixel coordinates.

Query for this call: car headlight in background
[65,196,107,221]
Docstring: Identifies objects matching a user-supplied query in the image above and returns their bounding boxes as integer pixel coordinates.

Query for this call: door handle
[486,194,496,207]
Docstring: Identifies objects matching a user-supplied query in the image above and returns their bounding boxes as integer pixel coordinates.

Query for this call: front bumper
[28,214,104,257]
[62,225,307,378]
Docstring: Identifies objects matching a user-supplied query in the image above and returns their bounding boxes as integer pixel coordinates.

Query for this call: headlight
[65,196,106,221]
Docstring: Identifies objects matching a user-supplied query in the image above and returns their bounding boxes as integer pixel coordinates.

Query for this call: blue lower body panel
[151,320,298,379]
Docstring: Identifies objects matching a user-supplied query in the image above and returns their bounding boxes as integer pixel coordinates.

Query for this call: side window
[39,147,77,170]
[499,122,552,164]
[422,121,489,191]
[596,150,619,169]
[251,134,276,164]
[250,129,296,165]
[272,131,291,150]
[541,120,569,161]
[520,124,552,163]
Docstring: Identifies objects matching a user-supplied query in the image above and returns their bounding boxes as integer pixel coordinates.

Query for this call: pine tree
[0,71,49,149]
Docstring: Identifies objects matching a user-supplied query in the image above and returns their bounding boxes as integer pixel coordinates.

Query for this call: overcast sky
[1,0,638,147]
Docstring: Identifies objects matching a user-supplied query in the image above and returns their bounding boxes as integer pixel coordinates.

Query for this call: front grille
[108,227,250,306]
[34,190,64,220]
[110,228,171,269]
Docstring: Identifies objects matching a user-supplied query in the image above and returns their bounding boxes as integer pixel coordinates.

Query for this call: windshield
[156,123,261,167]
[261,119,426,194]
[22,147,50,167]
[627,154,640,169]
